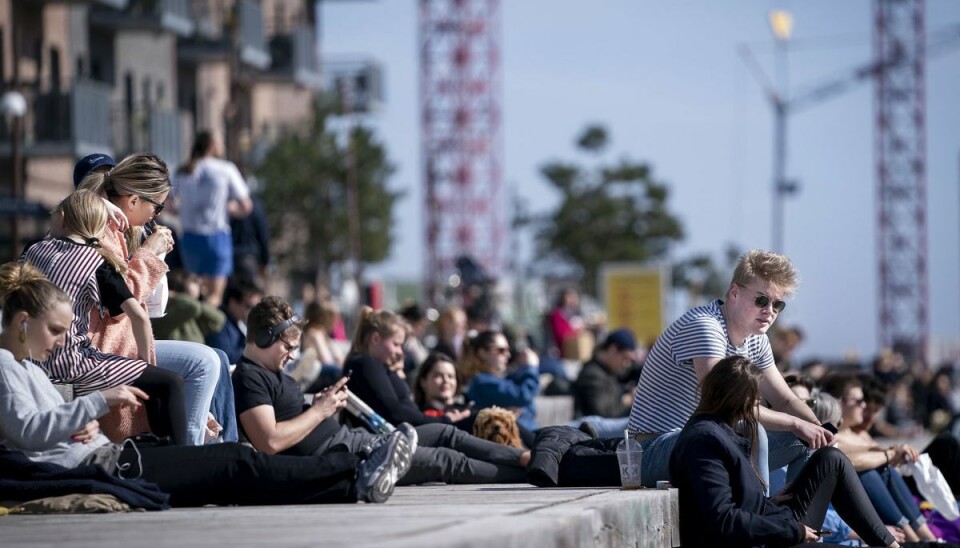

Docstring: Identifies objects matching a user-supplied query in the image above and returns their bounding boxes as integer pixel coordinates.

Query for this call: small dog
[472,406,524,449]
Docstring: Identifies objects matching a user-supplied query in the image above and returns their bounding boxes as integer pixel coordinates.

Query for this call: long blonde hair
[348,306,408,357]
[78,153,170,255]
[54,190,127,277]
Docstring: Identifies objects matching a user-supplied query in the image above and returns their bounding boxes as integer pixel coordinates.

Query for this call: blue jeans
[859,467,926,528]
[567,416,630,439]
[642,424,811,490]
[756,426,813,494]
[208,348,238,443]
[155,340,221,446]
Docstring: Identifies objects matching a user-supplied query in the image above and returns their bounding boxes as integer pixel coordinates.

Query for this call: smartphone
[815,530,833,537]
[821,422,838,434]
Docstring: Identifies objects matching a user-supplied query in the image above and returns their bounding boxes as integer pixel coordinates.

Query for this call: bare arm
[239,377,349,454]
[227,196,254,219]
[120,298,153,363]
[758,367,833,448]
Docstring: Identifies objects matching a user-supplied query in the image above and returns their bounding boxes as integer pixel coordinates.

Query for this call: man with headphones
[233,296,529,485]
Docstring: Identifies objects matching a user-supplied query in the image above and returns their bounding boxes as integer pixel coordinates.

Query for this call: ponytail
[54,190,128,278]
[348,306,408,357]
[0,262,71,328]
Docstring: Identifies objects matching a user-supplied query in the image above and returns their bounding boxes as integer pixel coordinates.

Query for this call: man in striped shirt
[628,249,832,488]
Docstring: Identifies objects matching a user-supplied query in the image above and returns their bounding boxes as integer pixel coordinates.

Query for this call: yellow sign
[601,264,666,348]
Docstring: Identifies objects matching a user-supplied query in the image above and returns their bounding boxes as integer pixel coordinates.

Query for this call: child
[22,190,189,445]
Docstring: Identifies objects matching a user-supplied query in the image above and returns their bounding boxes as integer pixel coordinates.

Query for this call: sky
[318,0,960,364]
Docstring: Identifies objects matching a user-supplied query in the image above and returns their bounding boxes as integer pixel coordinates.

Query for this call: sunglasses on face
[753,294,786,313]
[488,346,510,356]
[140,195,165,215]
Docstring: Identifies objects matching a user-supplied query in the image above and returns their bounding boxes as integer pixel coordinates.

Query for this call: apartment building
[0,0,323,259]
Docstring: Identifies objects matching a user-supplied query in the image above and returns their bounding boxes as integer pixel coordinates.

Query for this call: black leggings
[130,366,188,446]
[781,447,893,547]
[118,442,358,507]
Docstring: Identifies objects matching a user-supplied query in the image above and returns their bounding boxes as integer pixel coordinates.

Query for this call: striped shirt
[23,239,149,395]
[628,299,774,433]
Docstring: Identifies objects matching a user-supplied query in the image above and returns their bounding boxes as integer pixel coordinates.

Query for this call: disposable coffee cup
[616,439,643,490]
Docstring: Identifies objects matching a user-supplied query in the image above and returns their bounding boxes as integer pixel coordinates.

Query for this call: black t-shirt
[344,354,446,427]
[232,356,340,456]
[95,262,134,316]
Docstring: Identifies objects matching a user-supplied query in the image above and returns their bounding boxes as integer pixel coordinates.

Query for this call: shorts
[180,231,233,277]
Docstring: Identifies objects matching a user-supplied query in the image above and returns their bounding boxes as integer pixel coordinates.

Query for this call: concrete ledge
[0,484,679,547]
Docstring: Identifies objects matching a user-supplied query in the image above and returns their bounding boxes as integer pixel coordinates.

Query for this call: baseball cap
[73,153,116,188]
[603,328,637,351]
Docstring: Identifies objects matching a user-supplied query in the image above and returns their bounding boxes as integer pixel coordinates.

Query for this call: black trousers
[119,442,358,507]
[130,366,189,446]
[924,433,960,496]
[780,447,893,547]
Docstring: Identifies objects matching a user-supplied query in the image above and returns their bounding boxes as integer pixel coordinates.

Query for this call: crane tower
[874,0,928,361]
[420,0,504,302]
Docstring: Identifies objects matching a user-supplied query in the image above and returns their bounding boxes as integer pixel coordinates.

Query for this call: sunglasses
[280,339,300,354]
[140,195,165,216]
[753,294,786,313]
[489,346,510,356]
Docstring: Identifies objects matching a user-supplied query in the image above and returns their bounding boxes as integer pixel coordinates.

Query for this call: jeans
[568,416,630,439]
[859,466,925,528]
[780,447,893,547]
[318,423,527,485]
[119,442,358,506]
[154,340,221,446]
[756,425,813,494]
[208,348,238,443]
[641,424,811,490]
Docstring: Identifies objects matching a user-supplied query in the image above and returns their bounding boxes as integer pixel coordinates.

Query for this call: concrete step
[0,484,679,548]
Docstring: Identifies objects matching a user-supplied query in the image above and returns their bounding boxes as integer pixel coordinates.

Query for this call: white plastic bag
[903,453,959,521]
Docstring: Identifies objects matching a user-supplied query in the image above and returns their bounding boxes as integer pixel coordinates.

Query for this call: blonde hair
[0,261,71,329]
[349,306,408,357]
[54,190,127,277]
[79,153,170,255]
[730,249,799,296]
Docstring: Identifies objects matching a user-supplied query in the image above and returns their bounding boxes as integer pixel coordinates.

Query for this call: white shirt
[172,157,249,234]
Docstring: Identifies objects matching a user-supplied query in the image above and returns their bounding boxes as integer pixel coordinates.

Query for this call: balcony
[267,26,322,89]
[111,105,188,169]
[90,0,195,37]
[179,0,270,69]
[0,80,114,158]
[238,0,271,69]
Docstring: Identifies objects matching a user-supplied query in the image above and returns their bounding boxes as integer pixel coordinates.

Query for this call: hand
[792,420,833,449]
[100,385,148,408]
[102,198,129,231]
[516,348,539,367]
[387,353,405,373]
[71,420,101,444]
[204,412,223,443]
[445,409,471,423]
[803,525,819,542]
[142,226,174,256]
[890,444,920,465]
[886,525,906,543]
[312,378,349,418]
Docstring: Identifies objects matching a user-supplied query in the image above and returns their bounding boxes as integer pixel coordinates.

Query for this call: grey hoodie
[0,348,109,467]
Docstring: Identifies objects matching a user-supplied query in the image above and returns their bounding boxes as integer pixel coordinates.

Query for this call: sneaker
[356,432,403,503]
[394,423,418,476]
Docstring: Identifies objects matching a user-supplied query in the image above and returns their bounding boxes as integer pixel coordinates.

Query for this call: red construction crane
[420,0,505,303]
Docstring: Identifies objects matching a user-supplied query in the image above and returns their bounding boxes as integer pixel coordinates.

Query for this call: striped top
[628,299,774,434]
[22,238,149,395]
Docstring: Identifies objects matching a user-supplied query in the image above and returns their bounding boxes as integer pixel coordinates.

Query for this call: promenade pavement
[0,483,679,548]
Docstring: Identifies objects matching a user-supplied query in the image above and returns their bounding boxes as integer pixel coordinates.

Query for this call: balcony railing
[111,105,187,169]
[0,80,114,157]
[238,0,271,69]
[91,0,194,37]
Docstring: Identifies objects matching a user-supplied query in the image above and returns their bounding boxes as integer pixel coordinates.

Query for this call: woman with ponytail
[22,190,189,445]
[669,355,898,548]
[345,306,471,427]
[79,154,224,446]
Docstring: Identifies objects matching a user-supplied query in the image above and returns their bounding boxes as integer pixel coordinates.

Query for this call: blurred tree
[532,124,684,295]
[256,105,402,285]
[672,244,743,307]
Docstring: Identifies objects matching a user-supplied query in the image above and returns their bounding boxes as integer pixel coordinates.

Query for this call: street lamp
[769,9,793,253]
[1,90,27,259]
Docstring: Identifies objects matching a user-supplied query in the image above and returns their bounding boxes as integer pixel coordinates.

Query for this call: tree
[672,244,742,307]
[532,125,684,295]
[256,105,402,285]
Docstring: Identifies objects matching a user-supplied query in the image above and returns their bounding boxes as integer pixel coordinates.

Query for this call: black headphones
[253,314,302,348]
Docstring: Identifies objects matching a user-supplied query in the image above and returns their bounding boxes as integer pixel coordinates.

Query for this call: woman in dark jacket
[669,355,897,548]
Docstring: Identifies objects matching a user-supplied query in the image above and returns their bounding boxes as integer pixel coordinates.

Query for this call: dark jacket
[573,358,630,418]
[528,426,621,488]
[344,354,448,427]
[205,314,245,364]
[669,414,804,548]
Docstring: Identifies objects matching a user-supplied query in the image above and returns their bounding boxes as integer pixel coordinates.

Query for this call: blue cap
[603,328,637,351]
[73,153,116,188]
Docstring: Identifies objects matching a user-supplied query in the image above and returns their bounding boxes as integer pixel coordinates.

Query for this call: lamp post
[1,90,27,259]
[769,9,793,253]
